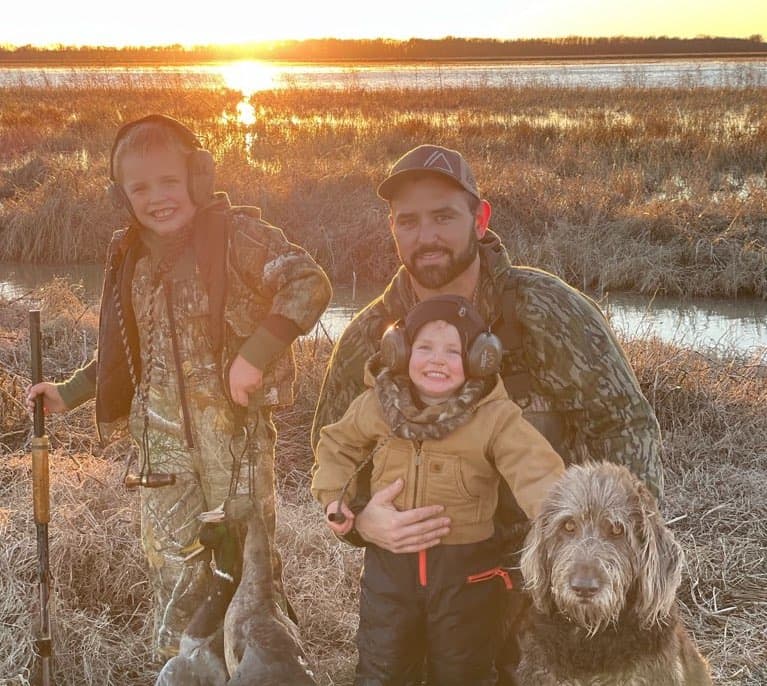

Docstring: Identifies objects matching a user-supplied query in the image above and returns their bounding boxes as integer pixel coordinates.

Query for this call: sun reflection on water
[217,60,284,126]
[236,101,257,126]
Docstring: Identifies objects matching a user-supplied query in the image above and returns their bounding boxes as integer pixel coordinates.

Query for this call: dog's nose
[569,567,601,598]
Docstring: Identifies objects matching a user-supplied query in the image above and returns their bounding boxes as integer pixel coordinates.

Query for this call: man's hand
[354,478,451,553]
[26,382,67,415]
[228,355,263,407]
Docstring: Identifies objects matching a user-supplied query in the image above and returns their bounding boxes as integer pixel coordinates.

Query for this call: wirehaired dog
[515,461,712,686]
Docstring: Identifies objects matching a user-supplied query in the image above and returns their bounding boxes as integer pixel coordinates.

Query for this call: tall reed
[1,83,765,298]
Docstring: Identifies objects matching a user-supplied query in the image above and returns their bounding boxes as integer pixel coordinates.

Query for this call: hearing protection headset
[107,114,215,210]
[380,296,503,379]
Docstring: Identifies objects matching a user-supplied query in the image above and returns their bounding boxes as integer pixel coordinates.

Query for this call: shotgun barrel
[29,310,53,686]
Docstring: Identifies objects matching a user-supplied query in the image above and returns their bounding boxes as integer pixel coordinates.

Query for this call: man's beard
[404,231,479,290]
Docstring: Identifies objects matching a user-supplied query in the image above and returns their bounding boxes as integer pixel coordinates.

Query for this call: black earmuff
[380,322,503,378]
[107,114,215,211]
[465,331,503,378]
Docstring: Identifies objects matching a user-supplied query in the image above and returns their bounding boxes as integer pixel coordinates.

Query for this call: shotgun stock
[29,310,53,686]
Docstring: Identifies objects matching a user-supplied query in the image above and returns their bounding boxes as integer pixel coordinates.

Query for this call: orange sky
[3,0,766,47]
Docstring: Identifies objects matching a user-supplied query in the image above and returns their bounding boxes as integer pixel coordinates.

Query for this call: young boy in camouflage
[313,295,564,685]
[27,114,332,663]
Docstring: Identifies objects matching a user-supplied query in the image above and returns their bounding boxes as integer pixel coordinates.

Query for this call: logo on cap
[377,144,479,201]
[424,150,455,175]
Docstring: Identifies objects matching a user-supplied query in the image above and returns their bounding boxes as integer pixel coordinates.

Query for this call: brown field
[1,77,766,683]
[0,283,765,685]
[0,82,766,298]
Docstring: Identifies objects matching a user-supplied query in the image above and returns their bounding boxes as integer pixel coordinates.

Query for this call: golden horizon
[3,33,766,53]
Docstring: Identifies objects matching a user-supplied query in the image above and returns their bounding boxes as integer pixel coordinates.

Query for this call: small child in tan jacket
[312,294,564,686]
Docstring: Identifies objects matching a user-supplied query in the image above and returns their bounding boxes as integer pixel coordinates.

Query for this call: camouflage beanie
[404,295,486,352]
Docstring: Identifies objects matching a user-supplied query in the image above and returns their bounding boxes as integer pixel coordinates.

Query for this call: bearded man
[311,144,663,685]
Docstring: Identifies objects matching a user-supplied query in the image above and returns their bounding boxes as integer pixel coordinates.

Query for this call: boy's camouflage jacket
[73,193,331,440]
[312,230,663,514]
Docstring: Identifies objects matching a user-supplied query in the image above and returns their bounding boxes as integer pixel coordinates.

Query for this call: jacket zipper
[411,440,423,509]
[413,440,427,587]
[163,280,195,449]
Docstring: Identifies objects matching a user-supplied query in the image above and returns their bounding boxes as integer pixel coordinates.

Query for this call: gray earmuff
[186,148,216,206]
[380,323,502,378]
[107,114,215,211]
[380,323,410,373]
[107,180,126,209]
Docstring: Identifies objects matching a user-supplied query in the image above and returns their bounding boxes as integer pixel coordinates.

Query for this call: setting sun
[218,61,283,93]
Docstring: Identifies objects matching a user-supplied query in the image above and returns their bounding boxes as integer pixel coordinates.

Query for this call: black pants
[355,540,506,686]
[494,588,529,686]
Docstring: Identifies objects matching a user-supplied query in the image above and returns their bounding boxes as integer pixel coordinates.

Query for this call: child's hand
[325,501,355,535]
[25,382,67,416]
[228,355,263,407]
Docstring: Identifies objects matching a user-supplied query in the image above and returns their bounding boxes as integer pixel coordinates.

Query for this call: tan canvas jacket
[313,375,565,545]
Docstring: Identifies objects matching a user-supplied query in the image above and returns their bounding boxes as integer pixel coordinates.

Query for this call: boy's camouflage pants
[131,406,285,662]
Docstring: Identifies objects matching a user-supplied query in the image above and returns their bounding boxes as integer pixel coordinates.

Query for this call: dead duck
[154,626,227,686]
[155,518,243,686]
[222,494,316,686]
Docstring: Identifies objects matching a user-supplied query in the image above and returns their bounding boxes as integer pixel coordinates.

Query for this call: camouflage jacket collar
[474,229,513,325]
[379,268,418,323]
[380,229,513,324]
[107,192,232,264]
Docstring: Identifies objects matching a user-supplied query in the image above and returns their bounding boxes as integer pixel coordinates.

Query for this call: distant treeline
[2,35,766,64]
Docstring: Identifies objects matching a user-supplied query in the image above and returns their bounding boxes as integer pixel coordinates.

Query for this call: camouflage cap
[377,144,480,201]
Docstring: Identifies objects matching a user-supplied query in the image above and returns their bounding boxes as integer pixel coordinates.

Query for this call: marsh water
[2,58,766,93]
[1,263,764,356]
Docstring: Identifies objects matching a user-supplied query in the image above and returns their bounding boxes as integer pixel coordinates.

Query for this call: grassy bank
[1,82,765,298]
[0,284,765,684]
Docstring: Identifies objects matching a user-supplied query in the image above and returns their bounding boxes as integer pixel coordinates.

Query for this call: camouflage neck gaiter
[374,362,488,441]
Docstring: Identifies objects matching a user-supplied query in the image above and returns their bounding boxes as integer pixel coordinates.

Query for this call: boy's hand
[228,355,263,407]
[26,382,67,415]
[325,500,355,535]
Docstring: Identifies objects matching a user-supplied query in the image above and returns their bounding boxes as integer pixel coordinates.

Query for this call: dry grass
[625,338,767,684]
[1,83,766,298]
[1,282,765,685]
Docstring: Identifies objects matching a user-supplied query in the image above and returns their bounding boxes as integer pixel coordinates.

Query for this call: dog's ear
[520,512,554,614]
[633,480,683,628]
